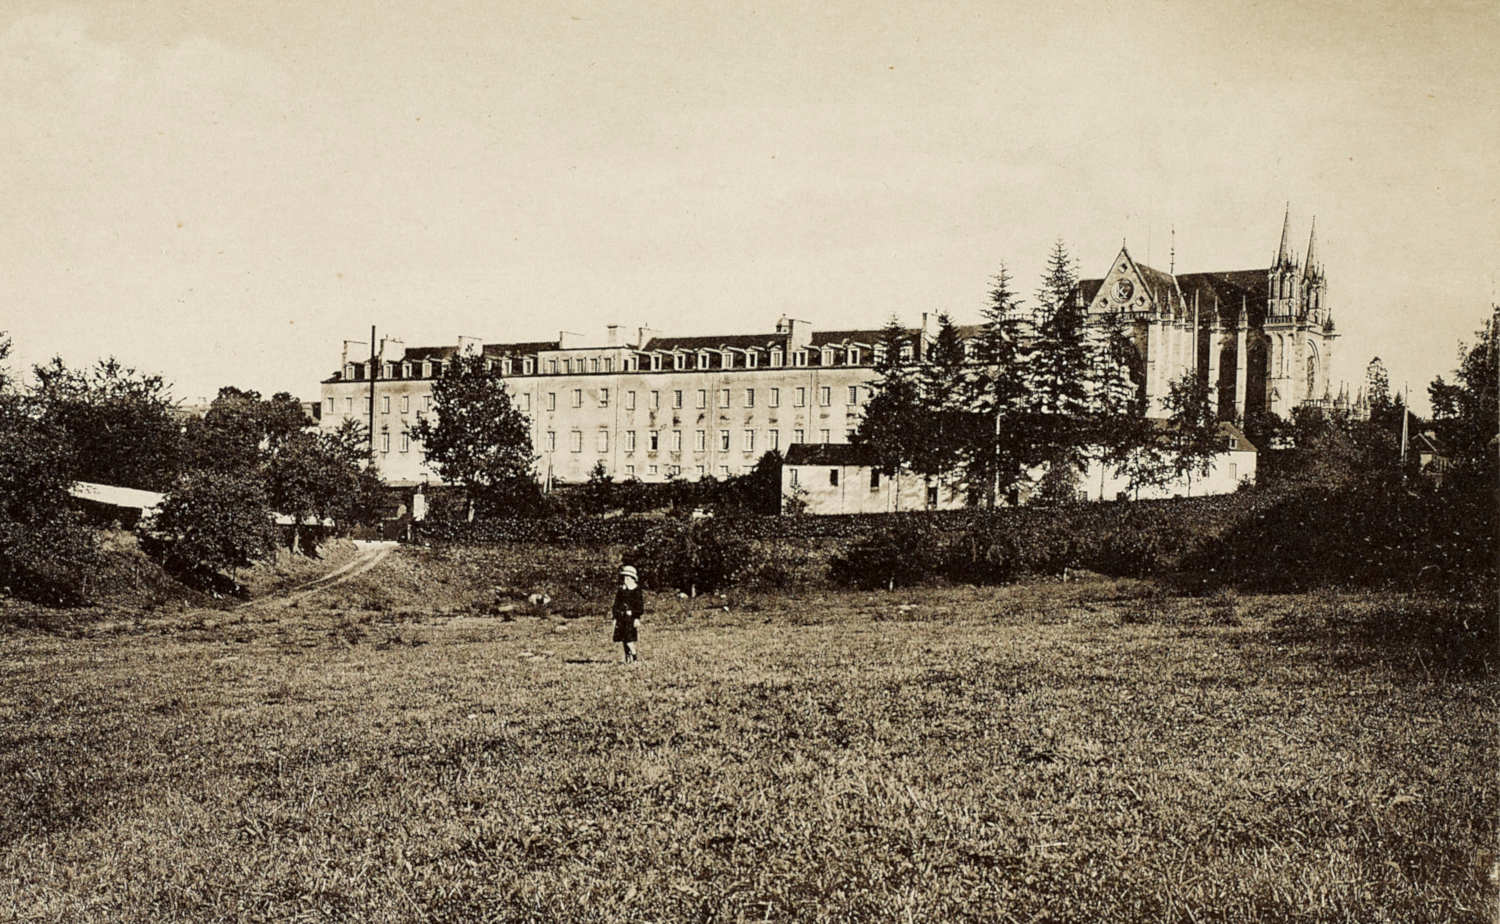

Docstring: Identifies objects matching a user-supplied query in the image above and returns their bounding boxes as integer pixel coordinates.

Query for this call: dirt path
[240,541,397,612]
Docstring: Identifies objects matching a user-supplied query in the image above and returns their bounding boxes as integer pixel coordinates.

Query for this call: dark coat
[612,585,644,643]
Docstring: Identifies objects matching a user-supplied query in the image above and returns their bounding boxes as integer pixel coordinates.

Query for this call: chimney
[457,335,483,356]
[636,327,660,349]
[342,339,367,368]
[379,337,406,362]
[783,318,812,351]
[558,331,585,350]
[606,325,620,347]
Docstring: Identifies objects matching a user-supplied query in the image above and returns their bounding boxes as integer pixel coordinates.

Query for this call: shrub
[635,520,752,595]
[829,518,949,589]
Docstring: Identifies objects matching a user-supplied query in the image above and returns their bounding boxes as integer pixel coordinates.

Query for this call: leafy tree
[712,450,785,514]
[266,428,381,552]
[185,388,310,472]
[852,317,927,509]
[0,336,96,601]
[1160,370,1224,496]
[30,356,182,492]
[1429,306,1500,488]
[1093,300,1155,499]
[965,264,1033,504]
[411,352,537,519]
[156,468,278,583]
[577,460,617,515]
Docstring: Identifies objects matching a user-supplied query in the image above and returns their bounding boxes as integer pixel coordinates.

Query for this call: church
[1078,209,1337,423]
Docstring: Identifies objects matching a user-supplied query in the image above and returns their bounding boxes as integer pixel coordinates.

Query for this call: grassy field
[1,544,1494,923]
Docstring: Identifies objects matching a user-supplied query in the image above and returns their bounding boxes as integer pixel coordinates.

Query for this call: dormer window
[523,358,535,375]
[697,352,709,370]
[793,351,807,367]
[899,345,914,362]
[747,351,758,368]
[848,348,860,365]
[822,349,834,365]
[382,363,393,379]
[651,354,662,371]
[402,362,412,378]
[548,359,558,375]
[344,364,355,380]
[674,354,685,371]
[874,346,887,364]
[501,359,513,376]
[422,362,433,378]
[722,350,734,368]
[771,350,784,367]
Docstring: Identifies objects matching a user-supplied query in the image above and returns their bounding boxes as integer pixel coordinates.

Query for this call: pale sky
[2,0,1496,412]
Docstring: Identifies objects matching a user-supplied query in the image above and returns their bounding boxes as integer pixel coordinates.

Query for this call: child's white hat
[620,565,638,582]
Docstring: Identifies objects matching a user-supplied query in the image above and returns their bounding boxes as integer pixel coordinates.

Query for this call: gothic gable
[1085,248,1167,317]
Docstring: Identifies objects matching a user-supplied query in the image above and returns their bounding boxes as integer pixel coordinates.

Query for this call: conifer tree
[965,264,1032,504]
[852,317,926,510]
[1026,241,1092,494]
[1160,369,1224,496]
[915,313,973,494]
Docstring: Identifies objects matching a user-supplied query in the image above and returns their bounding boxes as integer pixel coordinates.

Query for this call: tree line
[852,243,1224,506]
[0,340,379,600]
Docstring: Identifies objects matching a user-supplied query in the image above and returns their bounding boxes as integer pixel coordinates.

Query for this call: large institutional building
[319,213,1338,489]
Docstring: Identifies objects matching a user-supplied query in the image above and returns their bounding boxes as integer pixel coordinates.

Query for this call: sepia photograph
[1,1,1495,920]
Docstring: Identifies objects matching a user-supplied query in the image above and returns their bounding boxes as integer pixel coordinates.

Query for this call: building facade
[320,318,934,486]
[320,212,1328,493]
[1079,209,1337,422]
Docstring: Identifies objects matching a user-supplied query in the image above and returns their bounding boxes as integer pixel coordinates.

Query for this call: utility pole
[369,325,377,456]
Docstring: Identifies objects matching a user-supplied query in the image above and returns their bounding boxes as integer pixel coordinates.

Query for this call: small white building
[1078,422,1257,501]
[781,444,965,515]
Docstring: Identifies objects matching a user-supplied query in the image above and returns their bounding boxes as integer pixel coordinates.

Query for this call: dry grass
[0,549,1494,923]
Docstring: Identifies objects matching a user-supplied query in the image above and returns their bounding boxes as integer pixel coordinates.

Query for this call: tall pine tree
[964,264,1033,504]
[1027,241,1092,498]
[852,317,926,510]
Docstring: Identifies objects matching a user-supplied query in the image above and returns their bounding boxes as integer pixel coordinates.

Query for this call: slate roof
[641,333,789,352]
[784,443,880,467]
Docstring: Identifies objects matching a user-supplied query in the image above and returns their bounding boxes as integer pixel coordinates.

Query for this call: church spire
[1303,216,1320,279]
[1276,203,1292,267]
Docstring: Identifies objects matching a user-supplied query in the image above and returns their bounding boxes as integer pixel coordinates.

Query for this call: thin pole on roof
[369,325,377,456]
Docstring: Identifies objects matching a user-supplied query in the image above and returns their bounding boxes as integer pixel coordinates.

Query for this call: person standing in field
[612,555,644,664]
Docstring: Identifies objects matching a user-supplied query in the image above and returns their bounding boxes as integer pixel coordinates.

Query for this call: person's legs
[625,641,637,662]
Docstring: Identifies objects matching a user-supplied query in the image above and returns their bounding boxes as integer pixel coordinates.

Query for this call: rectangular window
[848,386,859,405]
[771,351,783,367]
[794,429,805,444]
[795,387,806,407]
[870,469,881,490]
[423,362,433,378]
[719,388,730,408]
[522,393,531,412]
[849,348,861,365]
[672,430,683,452]
[719,465,729,476]
[769,388,780,408]
[570,431,583,453]
[626,390,636,410]
[523,359,534,375]
[500,359,511,376]
[820,429,831,443]
[790,468,799,486]
[548,359,558,374]
[670,465,681,475]
[696,390,707,409]
[673,390,683,409]
[380,432,391,453]
[599,388,610,407]
[649,465,659,475]
[325,397,334,413]
[829,468,839,486]
[591,358,600,374]
[547,431,557,452]
[745,388,755,407]
[547,393,557,411]
[793,351,807,367]
[364,396,372,413]
[345,397,354,413]
[770,430,779,450]
[597,430,609,452]
[747,352,758,368]
[649,390,660,409]
[400,432,410,453]
[1229,463,1238,480]
[625,464,634,475]
[424,394,432,409]
[743,430,754,452]
[649,431,660,451]
[572,389,583,408]
[696,465,706,476]
[380,395,390,414]
[674,354,685,370]
[697,354,709,370]
[820,386,832,407]
[625,431,636,452]
[718,430,730,451]
[604,358,613,373]
[695,430,707,452]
